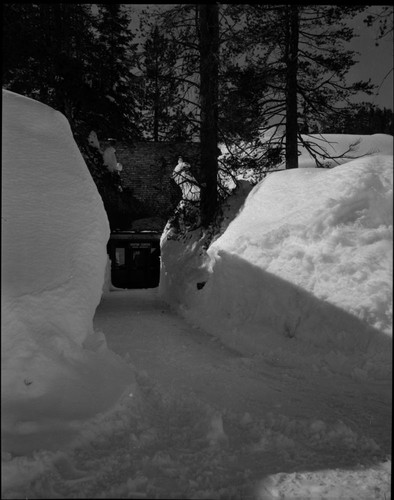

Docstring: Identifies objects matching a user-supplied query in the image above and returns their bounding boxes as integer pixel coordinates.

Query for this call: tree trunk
[199,3,219,227]
[153,62,159,141]
[285,4,299,169]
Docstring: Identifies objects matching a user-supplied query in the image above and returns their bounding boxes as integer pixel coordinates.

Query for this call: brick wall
[108,141,201,219]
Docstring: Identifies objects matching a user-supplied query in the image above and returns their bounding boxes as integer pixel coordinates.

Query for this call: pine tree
[2,4,142,143]
[2,4,41,94]
[199,3,220,227]
[93,3,142,141]
[284,5,299,169]
[224,5,375,169]
[3,4,145,229]
[2,3,97,124]
[320,102,394,135]
[134,4,213,143]
[140,4,202,142]
[156,4,221,226]
[139,23,180,141]
[219,63,270,143]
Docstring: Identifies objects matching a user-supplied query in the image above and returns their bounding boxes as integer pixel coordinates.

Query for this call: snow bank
[160,140,393,380]
[1,90,135,455]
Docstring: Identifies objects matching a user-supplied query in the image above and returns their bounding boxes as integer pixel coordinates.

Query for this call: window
[115,247,125,267]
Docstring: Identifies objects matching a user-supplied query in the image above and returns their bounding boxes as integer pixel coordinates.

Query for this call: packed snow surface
[1,90,135,456]
[2,289,391,499]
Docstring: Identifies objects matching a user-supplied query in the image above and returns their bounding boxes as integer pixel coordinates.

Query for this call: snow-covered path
[95,289,391,450]
[90,289,391,499]
[3,288,391,499]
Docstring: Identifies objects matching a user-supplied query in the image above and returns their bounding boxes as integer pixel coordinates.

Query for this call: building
[102,141,201,288]
[109,141,201,225]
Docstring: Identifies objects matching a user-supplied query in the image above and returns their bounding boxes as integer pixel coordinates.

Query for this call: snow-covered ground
[3,289,391,499]
[1,90,392,499]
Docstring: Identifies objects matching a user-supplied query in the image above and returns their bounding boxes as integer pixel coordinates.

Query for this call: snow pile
[160,139,393,380]
[1,90,135,455]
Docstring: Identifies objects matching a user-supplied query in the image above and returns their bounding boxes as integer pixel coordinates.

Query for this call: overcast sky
[128,4,393,110]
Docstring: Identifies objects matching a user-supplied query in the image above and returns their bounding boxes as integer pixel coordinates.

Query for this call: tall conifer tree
[140,24,180,141]
[233,5,374,169]
[94,3,142,141]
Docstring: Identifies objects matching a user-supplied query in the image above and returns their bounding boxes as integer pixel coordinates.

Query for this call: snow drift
[160,137,393,381]
[1,90,135,455]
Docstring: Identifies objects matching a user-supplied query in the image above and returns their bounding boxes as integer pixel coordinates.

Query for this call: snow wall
[160,136,393,381]
[1,90,135,454]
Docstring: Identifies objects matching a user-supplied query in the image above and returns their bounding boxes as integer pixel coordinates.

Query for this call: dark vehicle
[107,231,161,289]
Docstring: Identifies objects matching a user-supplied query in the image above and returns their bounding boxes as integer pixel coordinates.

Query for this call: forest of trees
[2,3,393,227]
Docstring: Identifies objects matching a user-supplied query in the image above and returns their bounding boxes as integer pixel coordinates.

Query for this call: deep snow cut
[160,137,393,381]
[1,90,135,455]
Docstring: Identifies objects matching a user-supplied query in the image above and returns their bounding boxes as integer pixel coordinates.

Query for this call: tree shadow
[196,249,392,380]
[193,251,392,492]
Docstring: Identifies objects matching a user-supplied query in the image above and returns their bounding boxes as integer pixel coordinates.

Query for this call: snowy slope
[1,90,135,455]
[161,137,393,381]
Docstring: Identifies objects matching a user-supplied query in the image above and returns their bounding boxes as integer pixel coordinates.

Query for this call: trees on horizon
[2,3,391,227]
[2,3,143,144]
